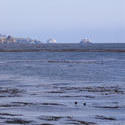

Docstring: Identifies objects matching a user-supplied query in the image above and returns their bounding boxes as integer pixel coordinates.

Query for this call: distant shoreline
[0,43,125,52]
[0,49,125,53]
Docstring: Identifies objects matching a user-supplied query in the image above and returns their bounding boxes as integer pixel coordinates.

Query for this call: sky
[0,0,125,43]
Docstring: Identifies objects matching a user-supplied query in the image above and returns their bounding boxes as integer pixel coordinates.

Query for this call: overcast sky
[0,0,124,43]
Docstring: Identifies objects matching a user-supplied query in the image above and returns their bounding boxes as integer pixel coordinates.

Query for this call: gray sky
[0,0,125,43]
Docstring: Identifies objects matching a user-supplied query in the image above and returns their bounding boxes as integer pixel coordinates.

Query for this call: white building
[47,39,56,44]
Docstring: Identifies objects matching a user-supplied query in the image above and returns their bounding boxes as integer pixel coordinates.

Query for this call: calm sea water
[0,51,125,125]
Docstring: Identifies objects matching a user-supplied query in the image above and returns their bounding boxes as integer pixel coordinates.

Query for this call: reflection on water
[0,52,125,125]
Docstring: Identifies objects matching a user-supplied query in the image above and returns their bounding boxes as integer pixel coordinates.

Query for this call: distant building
[47,39,56,44]
[6,35,16,43]
[0,34,6,38]
[0,33,41,44]
[32,40,41,44]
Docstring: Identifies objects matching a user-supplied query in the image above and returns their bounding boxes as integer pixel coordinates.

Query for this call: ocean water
[0,50,125,125]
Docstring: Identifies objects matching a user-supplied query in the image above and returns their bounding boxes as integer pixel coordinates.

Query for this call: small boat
[80,38,92,45]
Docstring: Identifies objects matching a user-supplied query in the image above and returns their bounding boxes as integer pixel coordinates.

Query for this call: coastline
[0,49,125,52]
[0,43,125,52]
